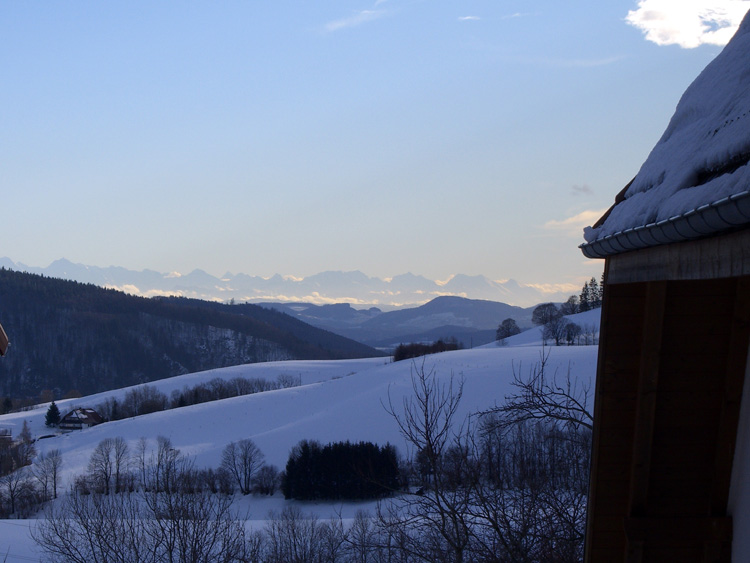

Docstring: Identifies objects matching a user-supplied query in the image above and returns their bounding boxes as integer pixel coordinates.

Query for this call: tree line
[89,374,301,422]
[283,440,399,501]
[496,276,603,346]
[0,267,380,399]
[393,338,463,362]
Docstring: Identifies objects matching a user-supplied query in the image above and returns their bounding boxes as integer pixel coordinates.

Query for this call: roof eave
[580,190,750,259]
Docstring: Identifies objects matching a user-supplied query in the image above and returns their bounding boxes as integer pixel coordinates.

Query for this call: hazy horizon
[4,2,747,287]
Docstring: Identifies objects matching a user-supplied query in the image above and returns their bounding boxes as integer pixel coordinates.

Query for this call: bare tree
[33,448,63,501]
[33,490,145,563]
[531,303,560,326]
[565,322,582,346]
[0,466,36,517]
[276,373,301,389]
[560,295,579,316]
[371,357,592,563]
[221,438,265,495]
[253,463,280,496]
[383,362,474,563]
[263,505,345,563]
[34,447,251,563]
[142,477,250,562]
[582,323,599,345]
[13,420,36,468]
[112,437,130,493]
[88,438,115,495]
[146,436,181,493]
[487,349,593,431]
[542,316,569,347]
[496,318,522,346]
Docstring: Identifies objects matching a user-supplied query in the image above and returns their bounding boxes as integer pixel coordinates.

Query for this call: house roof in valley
[61,407,103,426]
[580,10,750,259]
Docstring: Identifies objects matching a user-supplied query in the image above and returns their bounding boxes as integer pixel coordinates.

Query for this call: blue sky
[2,1,748,293]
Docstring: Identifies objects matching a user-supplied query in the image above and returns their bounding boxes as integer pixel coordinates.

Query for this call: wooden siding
[585,276,750,562]
[606,229,750,285]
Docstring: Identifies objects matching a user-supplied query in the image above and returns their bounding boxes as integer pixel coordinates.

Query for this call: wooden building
[580,12,750,563]
[59,407,104,431]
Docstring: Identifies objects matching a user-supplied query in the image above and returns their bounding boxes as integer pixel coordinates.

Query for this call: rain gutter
[579,190,750,259]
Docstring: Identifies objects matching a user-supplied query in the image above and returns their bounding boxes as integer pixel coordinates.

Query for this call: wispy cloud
[459,16,480,21]
[526,282,580,295]
[107,284,186,299]
[626,0,750,48]
[571,184,594,196]
[544,209,608,236]
[500,12,532,21]
[325,9,387,32]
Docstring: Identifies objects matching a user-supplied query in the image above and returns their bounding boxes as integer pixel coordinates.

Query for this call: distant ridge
[0,258,575,308]
[263,296,534,349]
[0,268,382,398]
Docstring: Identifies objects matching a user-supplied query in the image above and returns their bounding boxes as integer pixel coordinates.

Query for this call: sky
[2,1,748,292]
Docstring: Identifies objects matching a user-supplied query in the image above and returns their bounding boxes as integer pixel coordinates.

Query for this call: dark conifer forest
[0,268,382,399]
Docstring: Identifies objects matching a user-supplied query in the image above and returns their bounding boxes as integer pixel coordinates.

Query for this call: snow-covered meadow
[0,310,600,561]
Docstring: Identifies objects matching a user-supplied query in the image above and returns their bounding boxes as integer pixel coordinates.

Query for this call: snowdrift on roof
[584,8,750,243]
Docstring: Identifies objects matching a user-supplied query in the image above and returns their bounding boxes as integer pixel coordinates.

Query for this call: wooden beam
[710,277,750,514]
[584,260,614,561]
[607,229,750,284]
[625,281,667,563]
[628,281,667,515]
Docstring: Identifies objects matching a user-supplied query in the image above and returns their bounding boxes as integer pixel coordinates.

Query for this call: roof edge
[579,190,750,259]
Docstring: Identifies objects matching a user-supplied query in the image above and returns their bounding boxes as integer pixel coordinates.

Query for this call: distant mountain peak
[0,258,578,308]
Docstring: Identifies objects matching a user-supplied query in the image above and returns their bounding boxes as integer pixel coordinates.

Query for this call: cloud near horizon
[544,209,608,236]
[526,282,581,295]
[626,0,750,48]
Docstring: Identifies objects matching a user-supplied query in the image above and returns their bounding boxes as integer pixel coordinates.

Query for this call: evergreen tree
[589,277,602,309]
[578,276,603,311]
[579,281,591,312]
[45,401,61,427]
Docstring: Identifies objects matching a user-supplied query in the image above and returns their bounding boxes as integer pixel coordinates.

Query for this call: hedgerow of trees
[529,275,604,347]
[393,338,463,362]
[96,374,301,422]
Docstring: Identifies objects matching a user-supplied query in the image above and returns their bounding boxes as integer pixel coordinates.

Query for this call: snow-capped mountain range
[0,258,574,308]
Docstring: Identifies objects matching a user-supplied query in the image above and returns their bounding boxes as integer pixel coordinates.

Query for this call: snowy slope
[5,347,596,485]
[485,307,602,347]
[0,344,598,560]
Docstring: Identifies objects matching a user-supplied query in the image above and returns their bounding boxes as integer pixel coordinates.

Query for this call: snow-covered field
[0,310,600,561]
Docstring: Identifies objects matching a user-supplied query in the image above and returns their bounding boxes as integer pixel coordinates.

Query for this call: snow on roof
[581,9,750,257]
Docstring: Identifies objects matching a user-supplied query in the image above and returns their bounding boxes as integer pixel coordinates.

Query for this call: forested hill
[0,268,383,399]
